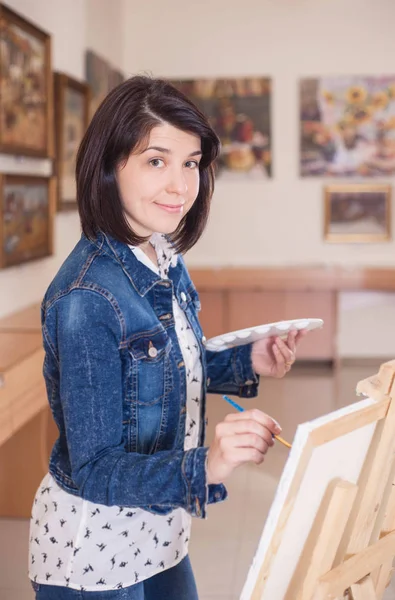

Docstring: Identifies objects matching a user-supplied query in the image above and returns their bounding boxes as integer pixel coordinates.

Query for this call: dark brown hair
[76,75,220,253]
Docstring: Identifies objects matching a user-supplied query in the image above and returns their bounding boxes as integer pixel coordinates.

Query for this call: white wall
[338,292,395,359]
[86,0,123,68]
[122,0,395,268]
[0,0,124,319]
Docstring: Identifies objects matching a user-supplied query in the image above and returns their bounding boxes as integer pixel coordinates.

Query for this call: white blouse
[29,234,203,591]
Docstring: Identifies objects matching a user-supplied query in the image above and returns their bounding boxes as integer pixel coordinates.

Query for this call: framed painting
[85,50,124,120]
[109,68,124,90]
[54,72,89,211]
[300,76,395,177]
[324,184,391,243]
[0,3,52,157]
[171,77,272,179]
[85,49,111,119]
[0,174,55,268]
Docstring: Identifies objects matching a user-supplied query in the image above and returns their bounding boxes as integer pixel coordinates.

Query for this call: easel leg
[372,459,395,597]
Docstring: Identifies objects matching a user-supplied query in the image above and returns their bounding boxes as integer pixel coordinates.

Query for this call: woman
[29,76,304,599]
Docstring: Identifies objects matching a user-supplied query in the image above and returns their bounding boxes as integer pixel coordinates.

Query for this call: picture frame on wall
[85,49,110,119]
[324,183,391,243]
[300,76,395,177]
[54,73,89,211]
[0,174,56,269]
[85,50,124,121]
[109,68,124,91]
[171,77,272,180]
[0,3,52,157]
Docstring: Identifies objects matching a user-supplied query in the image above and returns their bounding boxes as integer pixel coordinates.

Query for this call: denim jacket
[41,233,259,519]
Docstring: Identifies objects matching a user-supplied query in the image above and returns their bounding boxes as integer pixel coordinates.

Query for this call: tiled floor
[1,362,394,599]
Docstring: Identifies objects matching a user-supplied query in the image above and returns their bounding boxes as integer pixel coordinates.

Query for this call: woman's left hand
[251,329,307,378]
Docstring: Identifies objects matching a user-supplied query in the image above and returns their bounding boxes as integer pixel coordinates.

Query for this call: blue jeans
[31,555,199,599]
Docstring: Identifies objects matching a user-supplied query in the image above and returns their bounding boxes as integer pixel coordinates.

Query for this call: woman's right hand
[206,409,282,485]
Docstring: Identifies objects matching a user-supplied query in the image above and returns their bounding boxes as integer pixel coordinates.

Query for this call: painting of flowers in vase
[300,77,395,177]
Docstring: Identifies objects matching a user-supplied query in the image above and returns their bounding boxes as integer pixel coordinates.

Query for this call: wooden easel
[285,359,395,600]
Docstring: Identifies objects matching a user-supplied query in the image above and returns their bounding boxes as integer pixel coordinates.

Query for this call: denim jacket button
[148,346,158,358]
[202,336,207,345]
[181,292,187,302]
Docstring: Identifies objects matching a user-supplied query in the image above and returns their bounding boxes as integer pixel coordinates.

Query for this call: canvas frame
[242,360,395,600]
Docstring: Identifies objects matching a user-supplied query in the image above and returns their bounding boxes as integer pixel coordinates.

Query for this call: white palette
[206,318,324,352]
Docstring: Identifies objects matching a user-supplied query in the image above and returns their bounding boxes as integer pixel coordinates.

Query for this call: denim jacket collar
[90,232,183,297]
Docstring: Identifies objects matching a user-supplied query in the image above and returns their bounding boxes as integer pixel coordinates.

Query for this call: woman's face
[117,123,202,238]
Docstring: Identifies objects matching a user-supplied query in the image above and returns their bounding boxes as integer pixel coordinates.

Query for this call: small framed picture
[0,174,56,268]
[0,3,52,157]
[54,73,90,211]
[324,184,392,243]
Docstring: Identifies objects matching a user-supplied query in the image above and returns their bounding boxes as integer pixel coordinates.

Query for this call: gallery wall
[0,0,394,359]
[122,0,395,267]
[0,0,124,319]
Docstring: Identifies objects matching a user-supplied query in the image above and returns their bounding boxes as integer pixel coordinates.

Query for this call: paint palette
[205,318,324,352]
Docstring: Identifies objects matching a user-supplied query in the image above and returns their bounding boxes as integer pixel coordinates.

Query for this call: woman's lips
[155,203,184,214]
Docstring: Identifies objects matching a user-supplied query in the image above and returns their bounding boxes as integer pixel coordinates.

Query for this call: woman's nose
[167,167,188,195]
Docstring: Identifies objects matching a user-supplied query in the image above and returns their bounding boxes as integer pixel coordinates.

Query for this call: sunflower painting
[300,77,395,177]
[171,77,272,180]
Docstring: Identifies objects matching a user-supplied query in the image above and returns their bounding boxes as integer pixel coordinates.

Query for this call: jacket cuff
[181,447,210,518]
[181,447,228,518]
[233,344,260,398]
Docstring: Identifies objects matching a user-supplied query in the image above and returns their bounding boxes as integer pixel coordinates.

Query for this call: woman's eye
[149,158,165,168]
[185,160,199,169]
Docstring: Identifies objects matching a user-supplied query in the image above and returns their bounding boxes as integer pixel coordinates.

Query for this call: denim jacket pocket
[128,327,174,406]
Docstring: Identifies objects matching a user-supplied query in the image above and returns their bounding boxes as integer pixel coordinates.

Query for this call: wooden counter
[0,303,41,333]
[0,307,55,518]
[189,266,395,292]
[0,332,45,447]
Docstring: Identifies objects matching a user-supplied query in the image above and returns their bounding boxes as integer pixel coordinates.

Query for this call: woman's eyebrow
[143,146,202,157]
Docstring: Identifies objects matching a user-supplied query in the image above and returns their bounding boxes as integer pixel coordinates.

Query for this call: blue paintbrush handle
[223,395,244,412]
